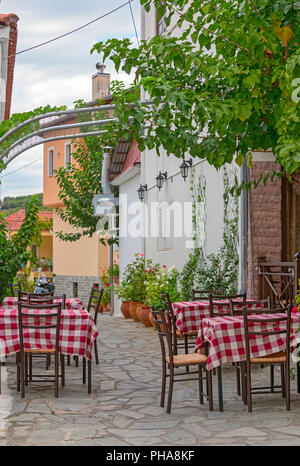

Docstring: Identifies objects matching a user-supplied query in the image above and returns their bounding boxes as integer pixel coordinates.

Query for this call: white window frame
[64,141,72,171]
[48,147,54,177]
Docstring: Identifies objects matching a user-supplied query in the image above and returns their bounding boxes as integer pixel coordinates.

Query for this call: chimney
[92,63,110,100]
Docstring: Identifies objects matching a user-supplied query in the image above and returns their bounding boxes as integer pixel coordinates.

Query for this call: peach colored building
[42,66,112,303]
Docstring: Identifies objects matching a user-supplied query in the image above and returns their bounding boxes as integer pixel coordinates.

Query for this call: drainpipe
[102,149,115,317]
[93,148,119,316]
[239,158,248,295]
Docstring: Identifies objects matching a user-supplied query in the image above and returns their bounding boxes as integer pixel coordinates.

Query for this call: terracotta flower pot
[120,301,130,319]
[103,303,110,313]
[136,304,144,322]
[139,305,152,327]
[149,310,156,329]
[128,301,140,321]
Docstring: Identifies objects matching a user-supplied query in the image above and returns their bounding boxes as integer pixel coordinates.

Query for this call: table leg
[83,357,86,384]
[88,360,91,394]
[217,366,223,412]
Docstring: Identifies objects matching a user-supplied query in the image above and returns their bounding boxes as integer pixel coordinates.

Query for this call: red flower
[162,265,167,268]
[292,305,298,314]
[106,283,110,287]
[140,253,145,257]
[145,269,148,273]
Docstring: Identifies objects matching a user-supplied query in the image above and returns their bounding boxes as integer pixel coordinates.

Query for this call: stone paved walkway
[1,314,300,446]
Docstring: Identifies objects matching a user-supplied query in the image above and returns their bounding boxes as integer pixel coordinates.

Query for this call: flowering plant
[115,254,159,303]
[145,266,182,310]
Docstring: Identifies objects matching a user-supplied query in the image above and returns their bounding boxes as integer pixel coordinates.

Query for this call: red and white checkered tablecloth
[1,297,84,311]
[195,314,300,371]
[172,299,261,335]
[0,308,98,360]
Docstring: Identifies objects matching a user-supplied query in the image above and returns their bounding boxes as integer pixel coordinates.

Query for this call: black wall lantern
[137,184,147,201]
[156,171,167,191]
[180,158,193,181]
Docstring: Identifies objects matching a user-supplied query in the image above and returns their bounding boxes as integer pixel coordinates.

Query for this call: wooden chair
[242,304,292,412]
[9,281,21,297]
[151,307,213,413]
[191,288,224,301]
[86,286,103,365]
[16,301,64,398]
[209,293,247,317]
[230,297,271,397]
[160,292,198,357]
[230,297,271,316]
[27,294,66,370]
[28,293,66,309]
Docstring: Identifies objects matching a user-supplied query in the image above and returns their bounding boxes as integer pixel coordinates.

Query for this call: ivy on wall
[179,163,240,299]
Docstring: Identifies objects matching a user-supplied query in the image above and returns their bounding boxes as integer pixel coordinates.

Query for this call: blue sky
[0,0,140,199]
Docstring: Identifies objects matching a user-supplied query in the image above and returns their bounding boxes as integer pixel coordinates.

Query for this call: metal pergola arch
[0,99,153,168]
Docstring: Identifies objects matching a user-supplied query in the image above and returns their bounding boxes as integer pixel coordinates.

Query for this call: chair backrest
[87,286,104,324]
[191,288,224,301]
[9,282,21,297]
[150,307,174,368]
[243,305,292,363]
[17,301,62,355]
[230,297,271,316]
[160,292,178,354]
[18,290,29,304]
[209,293,247,317]
[28,293,66,309]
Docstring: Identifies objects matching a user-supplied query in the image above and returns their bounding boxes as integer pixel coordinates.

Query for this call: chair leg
[161,361,166,407]
[46,354,50,370]
[25,354,28,386]
[270,365,274,393]
[286,360,290,411]
[246,361,252,413]
[55,352,59,398]
[166,367,174,414]
[75,356,79,367]
[207,368,213,411]
[235,364,241,396]
[184,335,189,373]
[281,364,286,398]
[241,362,247,405]
[60,354,65,387]
[88,360,92,394]
[217,366,223,412]
[198,364,203,404]
[20,353,25,399]
[94,340,99,365]
[29,355,32,382]
[16,353,20,392]
[67,355,70,366]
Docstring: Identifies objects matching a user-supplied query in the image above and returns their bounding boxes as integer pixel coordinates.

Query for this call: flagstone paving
[1,314,300,446]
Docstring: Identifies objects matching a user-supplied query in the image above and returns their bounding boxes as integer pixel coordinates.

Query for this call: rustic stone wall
[53,275,105,306]
[248,161,282,298]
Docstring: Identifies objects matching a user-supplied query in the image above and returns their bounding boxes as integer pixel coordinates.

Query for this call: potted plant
[116,254,159,321]
[101,286,111,312]
[145,265,182,328]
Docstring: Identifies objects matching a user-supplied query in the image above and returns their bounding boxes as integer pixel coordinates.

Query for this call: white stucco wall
[117,173,142,279]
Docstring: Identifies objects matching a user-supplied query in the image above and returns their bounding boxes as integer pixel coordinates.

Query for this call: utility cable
[9,0,136,59]
[1,156,43,178]
[128,0,139,46]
